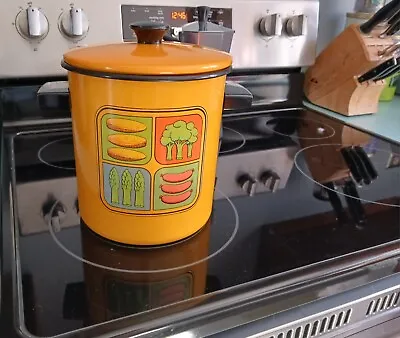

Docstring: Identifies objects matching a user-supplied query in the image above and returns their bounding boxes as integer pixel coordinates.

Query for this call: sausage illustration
[160,181,192,194]
[161,190,192,204]
[161,169,193,183]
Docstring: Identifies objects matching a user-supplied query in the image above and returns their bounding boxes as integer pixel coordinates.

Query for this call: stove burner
[295,143,400,208]
[37,137,75,170]
[48,188,239,274]
[219,127,246,154]
[264,116,335,140]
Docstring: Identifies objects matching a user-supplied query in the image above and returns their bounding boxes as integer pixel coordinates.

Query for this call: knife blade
[358,57,397,83]
[360,0,400,34]
[323,182,348,226]
[342,180,367,229]
[354,146,379,180]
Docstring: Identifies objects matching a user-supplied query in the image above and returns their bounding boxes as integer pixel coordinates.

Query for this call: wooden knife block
[304,24,394,116]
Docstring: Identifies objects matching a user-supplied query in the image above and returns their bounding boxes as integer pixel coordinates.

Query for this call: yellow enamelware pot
[62,22,232,245]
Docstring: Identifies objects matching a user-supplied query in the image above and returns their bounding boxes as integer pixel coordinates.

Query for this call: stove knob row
[237,171,281,196]
[259,14,308,37]
[15,5,89,41]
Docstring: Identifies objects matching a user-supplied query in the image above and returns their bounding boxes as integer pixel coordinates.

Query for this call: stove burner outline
[294,143,400,208]
[219,127,246,154]
[37,136,75,170]
[264,116,336,140]
[48,187,239,273]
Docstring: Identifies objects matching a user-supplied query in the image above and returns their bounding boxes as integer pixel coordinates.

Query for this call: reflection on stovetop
[9,109,400,337]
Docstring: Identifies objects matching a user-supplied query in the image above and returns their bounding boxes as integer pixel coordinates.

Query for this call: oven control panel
[0,0,319,78]
[121,5,232,41]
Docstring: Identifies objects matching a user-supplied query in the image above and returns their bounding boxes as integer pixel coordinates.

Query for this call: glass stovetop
[8,109,400,337]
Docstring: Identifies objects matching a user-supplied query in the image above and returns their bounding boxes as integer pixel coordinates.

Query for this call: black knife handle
[341,148,363,184]
[358,58,397,83]
[343,181,367,228]
[323,182,348,225]
[383,18,400,35]
[349,147,372,185]
[354,146,378,180]
[388,8,400,25]
[360,0,400,33]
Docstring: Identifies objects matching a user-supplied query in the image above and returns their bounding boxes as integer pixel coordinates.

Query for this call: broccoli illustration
[160,120,199,160]
[109,167,120,204]
[121,169,133,206]
[134,170,145,208]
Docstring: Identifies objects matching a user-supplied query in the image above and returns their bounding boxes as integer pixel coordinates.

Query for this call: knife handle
[360,0,400,34]
[341,148,363,184]
[349,147,372,185]
[323,182,348,225]
[343,181,367,228]
[354,146,378,180]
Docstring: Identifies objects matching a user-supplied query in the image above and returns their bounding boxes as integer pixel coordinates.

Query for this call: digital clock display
[171,11,187,20]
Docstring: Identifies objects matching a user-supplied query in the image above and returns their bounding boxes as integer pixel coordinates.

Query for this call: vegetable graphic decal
[160,121,199,161]
[134,170,145,208]
[121,170,133,206]
[109,167,120,204]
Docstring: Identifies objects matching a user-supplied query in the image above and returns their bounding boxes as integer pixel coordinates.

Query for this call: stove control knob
[259,14,282,36]
[285,14,308,37]
[15,6,49,40]
[59,7,89,40]
[237,174,257,197]
[260,171,281,193]
[42,198,67,232]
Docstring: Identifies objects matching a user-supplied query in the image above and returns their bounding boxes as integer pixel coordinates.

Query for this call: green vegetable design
[109,167,120,204]
[134,170,145,208]
[121,170,133,206]
[160,120,199,160]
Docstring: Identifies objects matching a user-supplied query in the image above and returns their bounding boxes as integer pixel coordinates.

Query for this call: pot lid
[62,22,232,78]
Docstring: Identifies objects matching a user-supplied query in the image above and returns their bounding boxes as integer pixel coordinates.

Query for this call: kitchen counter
[304,96,400,145]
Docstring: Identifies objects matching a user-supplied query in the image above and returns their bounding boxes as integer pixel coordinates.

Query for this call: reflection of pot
[81,218,211,325]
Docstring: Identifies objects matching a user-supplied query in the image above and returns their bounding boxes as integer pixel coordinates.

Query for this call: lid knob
[130,22,168,44]
[197,6,211,31]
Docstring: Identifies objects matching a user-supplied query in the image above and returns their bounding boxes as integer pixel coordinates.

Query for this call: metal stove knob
[285,14,308,37]
[42,197,67,232]
[58,6,89,40]
[15,6,49,41]
[237,174,257,197]
[260,171,281,193]
[259,14,282,36]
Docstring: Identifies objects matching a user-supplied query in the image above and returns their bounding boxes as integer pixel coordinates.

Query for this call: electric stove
[1,89,400,337]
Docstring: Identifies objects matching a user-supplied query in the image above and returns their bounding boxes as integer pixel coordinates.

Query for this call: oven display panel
[121,5,232,41]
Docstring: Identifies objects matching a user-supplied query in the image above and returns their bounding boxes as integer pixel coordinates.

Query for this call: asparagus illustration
[121,169,133,206]
[134,170,145,208]
[109,167,120,204]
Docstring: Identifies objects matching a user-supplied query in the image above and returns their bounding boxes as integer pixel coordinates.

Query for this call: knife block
[304,24,394,116]
[298,111,371,183]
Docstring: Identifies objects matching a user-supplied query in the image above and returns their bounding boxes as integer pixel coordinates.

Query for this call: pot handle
[223,82,253,111]
[130,22,168,44]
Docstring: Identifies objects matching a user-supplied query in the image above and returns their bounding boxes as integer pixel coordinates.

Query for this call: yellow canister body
[69,72,226,245]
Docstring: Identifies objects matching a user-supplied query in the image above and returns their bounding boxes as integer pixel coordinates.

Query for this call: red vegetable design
[160,190,192,204]
[160,181,192,194]
[161,169,193,183]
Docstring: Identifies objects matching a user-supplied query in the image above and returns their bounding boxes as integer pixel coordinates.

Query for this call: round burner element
[48,188,239,273]
[295,143,400,208]
[219,127,246,154]
[38,136,75,170]
[263,116,335,140]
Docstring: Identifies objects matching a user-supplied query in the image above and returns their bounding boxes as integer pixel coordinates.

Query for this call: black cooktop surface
[6,108,400,337]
